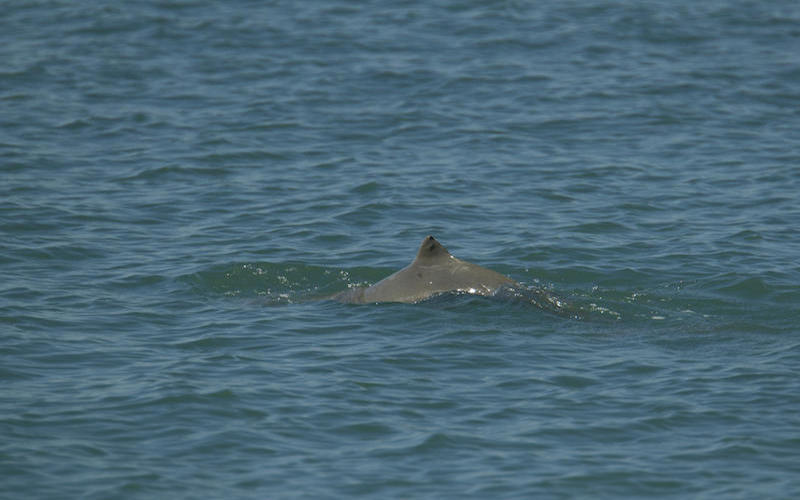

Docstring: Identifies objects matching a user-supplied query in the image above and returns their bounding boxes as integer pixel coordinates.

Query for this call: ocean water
[2,0,800,498]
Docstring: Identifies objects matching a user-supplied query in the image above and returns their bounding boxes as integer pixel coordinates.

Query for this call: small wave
[119,164,233,182]
[180,262,350,304]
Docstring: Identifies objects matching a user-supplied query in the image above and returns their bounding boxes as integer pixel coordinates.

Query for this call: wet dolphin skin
[334,235,516,304]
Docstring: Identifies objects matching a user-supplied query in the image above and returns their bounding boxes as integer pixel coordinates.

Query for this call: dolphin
[333,235,518,304]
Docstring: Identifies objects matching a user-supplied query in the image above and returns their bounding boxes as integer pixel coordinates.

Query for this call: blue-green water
[2,1,800,498]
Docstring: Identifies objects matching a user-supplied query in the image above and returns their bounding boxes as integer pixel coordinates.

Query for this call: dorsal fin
[414,235,451,263]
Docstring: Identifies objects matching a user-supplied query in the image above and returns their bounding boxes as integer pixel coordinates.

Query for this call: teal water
[2,1,800,498]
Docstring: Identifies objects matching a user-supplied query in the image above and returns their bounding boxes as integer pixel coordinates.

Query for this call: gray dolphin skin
[333,235,517,304]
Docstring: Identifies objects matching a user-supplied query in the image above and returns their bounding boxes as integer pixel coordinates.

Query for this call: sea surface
[2,1,800,498]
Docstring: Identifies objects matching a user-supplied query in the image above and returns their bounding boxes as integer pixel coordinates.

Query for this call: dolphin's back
[332,236,517,304]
